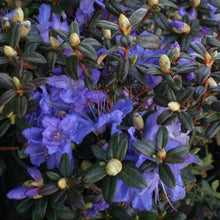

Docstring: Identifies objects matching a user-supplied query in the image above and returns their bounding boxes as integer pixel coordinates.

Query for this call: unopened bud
[69,33,80,47]
[3,17,11,31]
[211,51,218,60]
[118,14,131,34]
[50,36,60,50]
[12,7,24,23]
[133,113,144,130]
[148,0,159,7]
[81,160,92,171]
[168,101,180,112]
[4,46,17,58]
[106,158,122,176]
[33,194,43,199]
[159,55,171,74]
[189,0,200,8]
[208,77,218,87]
[170,20,191,34]
[13,77,21,88]
[57,178,67,190]
[20,20,31,38]
[130,54,138,65]
[15,0,22,7]
[102,29,111,39]
[204,51,212,66]
[157,149,166,161]
[172,43,180,62]
[85,202,93,209]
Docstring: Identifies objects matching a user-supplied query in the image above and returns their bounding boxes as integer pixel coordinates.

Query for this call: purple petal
[27,167,42,182]
[7,186,28,200]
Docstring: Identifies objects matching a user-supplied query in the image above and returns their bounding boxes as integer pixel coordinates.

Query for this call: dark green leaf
[156,126,169,150]
[69,21,79,35]
[193,85,206,100]
[55,206,76,219]
[0,73,14,89]
[102,176,117,203]
[60,153,72,177]
[0,57,7,65]
[159,163,176,188]
[164,74,181,91]
[91,145,109,161]
[31,78,49,87]
[177,87,194,103]
[167,88,177,101]
[178,111,194,130]
[32,197,48,220]
[153,96,169,107]
[128,66,146,84]
[136,34,160,50]
[196,66,210,84]
[115,136,128,161]
[191,41,206,56]
[21,52,47,64]
[84,77,95,91]
[206,121,220,138]
[129,8,148,25]
[139,211,158,220]
[152,12,169,30]
[38,183,59,196]
[16,198,33,214]
[9,22,21,48]
[96,20,119,31]
[82,163,106,184]
[53,189,68,206]
[15,96,28,118]
[66,56,79,81]
[67,188,85,209]
[119,165,147,188]
[207,37,220,48]
[180,35,191,52]
[132,139,156,157]
[0,33,9,44]
[118,59,129,82]
[175,64,197,74]
[107,132,120,158]
[46,171,62,181]
[26,33,44,43]
[22,83,36,91]
[0,120,11,137]
[139,160,157,173]
[0,89,17,107]
[166,146,187,163]
[211,101,220,112]
[82,38,102,50]
[75,43,97,60]
[157,110,174,125]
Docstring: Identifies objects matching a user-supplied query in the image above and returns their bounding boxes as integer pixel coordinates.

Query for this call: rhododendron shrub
[0,0,220,219]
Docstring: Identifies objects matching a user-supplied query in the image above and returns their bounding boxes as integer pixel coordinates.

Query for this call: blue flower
[7,167,43,200]
[85,200,109,218]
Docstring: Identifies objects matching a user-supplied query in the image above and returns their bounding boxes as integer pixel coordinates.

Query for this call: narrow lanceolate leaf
[118,59,129,82]
[9,22,21,48]
[114,136,128,161]
[157,110,174,125]
[165,146,187,163]
[16,198,33,214]
[136,34,160,50]
[60,153,72,177]
[139,160,157,173]
[21,83,36,91]
[75,43,97,60]
[38,183,59,196]
[159,163,176,188]
[206,122,220,139]
[102,176,117,203]
[153,96,169,107]
[0,57,7,65]
[84,77,95,91]
[0,89,17,107]
[0,73,14,89]
[21,52,47,64]
[156,126,169,150]
[191,41,206,56]
[119,165,147,189]
[0,120,11,137]
[15,96,28,118]
[178,111,194,131]
[82,163,106,184]
[180,35,191,52]
[67,188,85,209]
[66,56,79,81]
[196,66,210,84]
[46,171,62,181]
[107,132,120,158]
[31,78,49,87]
[177,87,194,103]
[152,12,169,30]
[32,197,48,220]
[132,139,156,157]
[96,20,119,31]
[91,145,109,161]
[69,21,79,35]
[164,74,181,91]
[129,8,148,26]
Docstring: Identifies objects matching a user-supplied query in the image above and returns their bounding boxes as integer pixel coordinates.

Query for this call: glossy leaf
[102,176,117,203]
[156,126,169,150]
[159,163,176,188]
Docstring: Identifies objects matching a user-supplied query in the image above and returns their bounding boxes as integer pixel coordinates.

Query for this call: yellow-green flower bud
[81,160,92,171]
[133,113,144,130]
[211,51,218,60]
[106,158,122,176]
[168,101,180,112]
[3,17,11,31]
[157,149,166,161]
[102,29,111,39]
[57,178,68,190]
[33,194,43,199]
[50,36,61,50]
[189,0,200,8]
[170,20,191,34]
[208,77,218,87]
[118,14,131,34]
[4,46,17,58]
[12,7,24,23]
[13,77,21,88]
[69,33,80,47]
[85,202,93,209]
[148,0,159,7]
[130,54,138,65]
[172,47,180,62]
[20,20,31,38]
[159,55,171,74]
